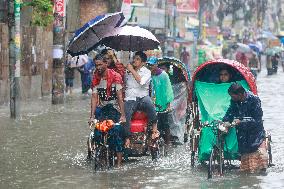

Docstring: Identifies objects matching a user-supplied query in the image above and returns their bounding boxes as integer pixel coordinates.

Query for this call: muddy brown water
[0,70,284,189]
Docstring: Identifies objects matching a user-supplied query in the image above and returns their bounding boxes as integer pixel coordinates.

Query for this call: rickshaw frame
[157,56,191,144]
[189,59,272,178]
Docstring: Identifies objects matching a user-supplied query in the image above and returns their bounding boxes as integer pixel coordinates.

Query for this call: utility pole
[173,0,177,39]
[52,0,65,104]
[8,0,21,119]
[198,0,204,40]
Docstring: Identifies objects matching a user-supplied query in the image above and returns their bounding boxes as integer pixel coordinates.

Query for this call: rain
[1,0,284,188]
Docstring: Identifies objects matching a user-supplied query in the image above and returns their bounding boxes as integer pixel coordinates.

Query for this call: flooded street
[1,69,284,189]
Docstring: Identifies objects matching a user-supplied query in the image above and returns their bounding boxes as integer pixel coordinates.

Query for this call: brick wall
[80,0,108,26]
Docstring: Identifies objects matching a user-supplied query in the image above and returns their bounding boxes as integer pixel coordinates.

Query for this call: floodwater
[0,69,284,189]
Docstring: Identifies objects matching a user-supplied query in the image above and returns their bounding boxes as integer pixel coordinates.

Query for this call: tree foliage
[215,0,268,27]
[22,0,54,27]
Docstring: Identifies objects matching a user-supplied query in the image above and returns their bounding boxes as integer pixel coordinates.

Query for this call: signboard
[269,39,281,47]
[187,28,199,39]
[54,0,65,17]
[206,27,219,37]
[133,7,165,28]
[131,0,144,6]
[176,0,199,13]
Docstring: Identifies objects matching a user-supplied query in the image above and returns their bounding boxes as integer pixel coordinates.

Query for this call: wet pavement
[0,69,284,189]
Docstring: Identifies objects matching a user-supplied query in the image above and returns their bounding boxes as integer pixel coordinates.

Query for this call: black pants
[157,111,173,145]
[95,104,121,123]
[124,96,157,136]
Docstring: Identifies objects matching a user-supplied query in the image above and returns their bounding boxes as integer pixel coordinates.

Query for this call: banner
[54,0,65,17]
[176,0,199,13]
[131,0,144,6]
[131,7,165,28]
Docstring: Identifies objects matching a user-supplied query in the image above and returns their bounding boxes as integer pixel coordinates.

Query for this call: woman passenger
[219,68,232,83]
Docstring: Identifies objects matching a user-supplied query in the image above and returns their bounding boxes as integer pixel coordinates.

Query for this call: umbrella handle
[76,56,79,66]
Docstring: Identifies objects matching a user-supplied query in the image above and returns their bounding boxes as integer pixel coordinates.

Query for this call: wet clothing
[92,68,123,112]
[249,56,259,69]
[65,79,74,87]
[240,141,268,173]
[271,55,279,73]
[124,66,157,136]
[64,66,75,87]
[92,68,123,98]
[152,70,174,112]
[93,105,124,152]
[92,69,124,153]
[65,66,75,79]
[109,61,125,80]
[93,79,122,112]
[124,66,151,101]
[78,59,95,93]
[223,91,265,155]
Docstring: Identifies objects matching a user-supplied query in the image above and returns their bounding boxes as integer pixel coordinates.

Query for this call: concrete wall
[0,24,53,105]
[0,23,9,104]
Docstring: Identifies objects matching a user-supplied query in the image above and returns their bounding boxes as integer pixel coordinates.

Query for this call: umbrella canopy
[67,12,125,56]
[265,46,284,55]
[236,43,252,53]
[248,43,260,53]
[257,31,277,40]
[100,25,160,51]
[191,59,257,96]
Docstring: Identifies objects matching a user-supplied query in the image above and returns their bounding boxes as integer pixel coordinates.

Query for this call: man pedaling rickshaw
[88,54,126,167]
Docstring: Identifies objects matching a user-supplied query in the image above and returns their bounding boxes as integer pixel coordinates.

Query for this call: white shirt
[124,66,151,101]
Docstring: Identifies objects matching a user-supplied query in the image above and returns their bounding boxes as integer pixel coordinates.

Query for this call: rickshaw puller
[89,54,126,167]
[222,83,268,173]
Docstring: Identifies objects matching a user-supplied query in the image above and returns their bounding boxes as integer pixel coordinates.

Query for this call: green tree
[22,0,53,27]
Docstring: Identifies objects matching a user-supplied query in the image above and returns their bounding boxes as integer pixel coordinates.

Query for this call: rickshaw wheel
[190,132,199,167]
[208,149,215,179]
[149,137,166,160]
[208,148,224,179]
[93,145,111,170]
[191,151,195,167]
[266,134,274,166]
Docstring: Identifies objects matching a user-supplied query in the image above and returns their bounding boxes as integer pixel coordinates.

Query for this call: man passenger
[124,51,158,147]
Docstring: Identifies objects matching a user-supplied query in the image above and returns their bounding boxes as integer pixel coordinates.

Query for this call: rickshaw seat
[130,111,148,133]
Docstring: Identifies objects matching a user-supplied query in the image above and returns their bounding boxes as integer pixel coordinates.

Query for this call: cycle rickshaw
[189,59,272,178]
[157,57,191,145]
